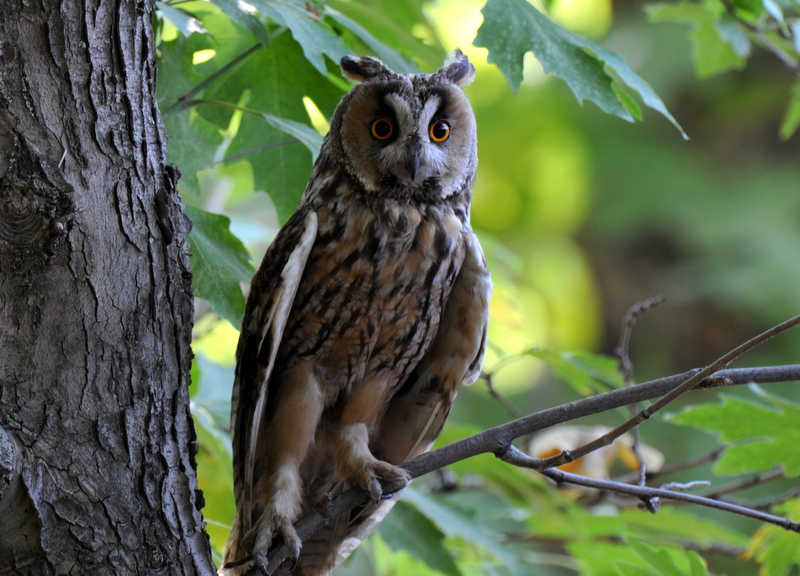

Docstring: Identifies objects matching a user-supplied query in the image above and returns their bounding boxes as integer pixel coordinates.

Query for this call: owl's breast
[276,195,468,393]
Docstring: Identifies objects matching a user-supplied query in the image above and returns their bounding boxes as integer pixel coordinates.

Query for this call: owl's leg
[241,362,325,569]
[335,379,410,503]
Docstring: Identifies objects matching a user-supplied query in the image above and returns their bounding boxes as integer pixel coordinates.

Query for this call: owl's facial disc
[339,76,476,200]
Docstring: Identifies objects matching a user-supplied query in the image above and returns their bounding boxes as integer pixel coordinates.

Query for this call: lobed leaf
[669,392,800,476]
[475,0,686,137]
[247,0,350,75]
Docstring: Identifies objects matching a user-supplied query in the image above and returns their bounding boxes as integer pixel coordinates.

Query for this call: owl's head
[331,50,477,201]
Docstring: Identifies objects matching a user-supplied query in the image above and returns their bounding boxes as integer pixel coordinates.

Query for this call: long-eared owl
[221,49,491,576]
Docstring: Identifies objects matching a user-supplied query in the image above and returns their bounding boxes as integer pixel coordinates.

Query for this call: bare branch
[540,465,800,532]
[615,295,666,485]
[700,466,785,499]
[616,294,666,386]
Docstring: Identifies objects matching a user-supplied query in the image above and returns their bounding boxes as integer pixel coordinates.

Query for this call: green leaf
[263,113,324,162]
[198,33,344,221]
[207,0,272,46]
[715,14,752,58]
[749,499,800,576]
[780,81,800,140]
[526,348,624,395]
[669,392,800,476]
[647,2,747,77]
[323,6,418,74]
[248,0,350,75]
[403,488,529,576]
[474,0,686,138]
[185,205,254,326]
[156,2,208,37]
[762,0,784,22]
[328,0,445,70]
[378,501,462,576]
[628,540,709,576]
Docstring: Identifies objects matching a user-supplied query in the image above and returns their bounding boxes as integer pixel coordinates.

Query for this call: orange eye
[429,121,450,143]
[370,118,394,140]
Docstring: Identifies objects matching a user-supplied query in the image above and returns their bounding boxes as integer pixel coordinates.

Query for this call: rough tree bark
[0,1,215,573]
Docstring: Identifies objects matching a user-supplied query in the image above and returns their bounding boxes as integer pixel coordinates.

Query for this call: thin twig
[535,313,800,471]
[613,444,728,484]
[482,371,524,419]
[616,294,666,387]
[615,295,666,485]
[499,446,800,532]
[700,466,785,499]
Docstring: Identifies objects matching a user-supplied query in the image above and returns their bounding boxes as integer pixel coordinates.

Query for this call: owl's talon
[368,477,383,504]
[283,530,301,571]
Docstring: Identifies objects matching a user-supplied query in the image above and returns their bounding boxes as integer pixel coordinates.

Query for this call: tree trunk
[0,1,214,573]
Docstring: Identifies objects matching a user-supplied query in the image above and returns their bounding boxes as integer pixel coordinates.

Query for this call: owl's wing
[325,232,491,570]
[230,208,318,529]
[375,231,491,465]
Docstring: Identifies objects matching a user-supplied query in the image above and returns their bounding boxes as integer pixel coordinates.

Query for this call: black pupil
[374,120,391,137]
[432,122,448,139]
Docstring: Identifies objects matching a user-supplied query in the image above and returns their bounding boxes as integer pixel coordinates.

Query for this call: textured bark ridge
[0,1,215,574]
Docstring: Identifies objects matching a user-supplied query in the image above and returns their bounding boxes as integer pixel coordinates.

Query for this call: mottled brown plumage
[221,50,491,576]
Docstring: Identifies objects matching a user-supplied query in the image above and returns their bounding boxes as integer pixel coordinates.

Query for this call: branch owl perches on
[221,49,491,576]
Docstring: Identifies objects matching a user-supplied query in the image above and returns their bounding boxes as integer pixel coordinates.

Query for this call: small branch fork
[254,313,800,574]
[615,295,667,487]
[499,445,800,530]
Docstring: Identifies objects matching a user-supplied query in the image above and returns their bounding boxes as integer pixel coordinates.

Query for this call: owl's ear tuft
[340,56,390,83]
[440,49,475,86]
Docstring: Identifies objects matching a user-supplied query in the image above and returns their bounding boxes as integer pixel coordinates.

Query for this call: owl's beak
[406,142,421,182]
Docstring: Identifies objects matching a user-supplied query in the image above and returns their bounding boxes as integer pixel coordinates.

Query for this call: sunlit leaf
[474,0,686,137]
[156,2,209,37]
[263,113,324,161]
[207,0,271,46]
[186,205,254,326]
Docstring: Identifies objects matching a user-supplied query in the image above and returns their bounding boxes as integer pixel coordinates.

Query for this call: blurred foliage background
[156,0,800,573]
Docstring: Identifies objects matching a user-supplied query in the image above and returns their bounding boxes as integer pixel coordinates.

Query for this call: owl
[221,49,491,576]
